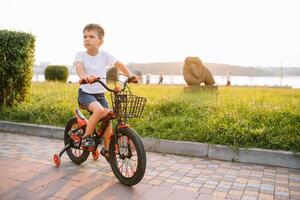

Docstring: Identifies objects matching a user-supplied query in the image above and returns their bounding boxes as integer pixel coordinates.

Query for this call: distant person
[146,72,151,84]
[226,71,231,86]
[158,72,163,84]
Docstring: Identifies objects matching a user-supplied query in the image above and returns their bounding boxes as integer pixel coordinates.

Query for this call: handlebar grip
[79,77,100,85]
[128,76,138,84]
[79,79,88,85]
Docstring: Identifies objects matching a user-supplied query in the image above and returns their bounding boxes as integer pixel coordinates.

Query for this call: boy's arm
[76,62,94,82]
[114,61,133,78]
[75,62,86,79]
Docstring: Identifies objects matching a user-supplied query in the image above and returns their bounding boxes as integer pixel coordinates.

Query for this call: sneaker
[81,136,95,148]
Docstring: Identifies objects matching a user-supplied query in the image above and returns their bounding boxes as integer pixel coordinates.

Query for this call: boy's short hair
[83,23,105,39]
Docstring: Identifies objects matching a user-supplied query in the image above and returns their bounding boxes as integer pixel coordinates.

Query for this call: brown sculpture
[183,57,215,86]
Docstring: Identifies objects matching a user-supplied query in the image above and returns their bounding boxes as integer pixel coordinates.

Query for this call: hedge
[0,30,35,108]
[45,65,69,82]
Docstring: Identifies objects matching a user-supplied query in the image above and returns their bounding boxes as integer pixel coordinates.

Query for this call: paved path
[0,132,299,200]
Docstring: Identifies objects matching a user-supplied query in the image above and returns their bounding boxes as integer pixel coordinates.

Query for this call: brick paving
[0,131,299,200]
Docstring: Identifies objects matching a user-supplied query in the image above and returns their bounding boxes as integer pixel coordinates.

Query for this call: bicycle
[52,77,147,186]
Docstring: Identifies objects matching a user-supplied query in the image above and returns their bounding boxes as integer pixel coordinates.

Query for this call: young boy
[74,23,135,152]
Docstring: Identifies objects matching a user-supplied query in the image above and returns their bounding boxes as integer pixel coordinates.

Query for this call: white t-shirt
[75,50,117,94]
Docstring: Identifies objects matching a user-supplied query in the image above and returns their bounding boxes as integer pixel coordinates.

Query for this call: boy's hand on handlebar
[128,75,138,84]
[80,76,97,84]
[87,75,97,83]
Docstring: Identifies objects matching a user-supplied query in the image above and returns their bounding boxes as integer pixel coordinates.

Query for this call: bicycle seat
[75,108,87,120]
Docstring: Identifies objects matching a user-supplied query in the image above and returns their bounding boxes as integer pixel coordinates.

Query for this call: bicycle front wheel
[109,127,146,186]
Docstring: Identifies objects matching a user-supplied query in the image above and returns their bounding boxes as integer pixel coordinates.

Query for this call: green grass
[1,82,300,152]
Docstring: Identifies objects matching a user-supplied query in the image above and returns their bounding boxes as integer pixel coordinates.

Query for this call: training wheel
[53,154,61,167]
[92,149,100,160]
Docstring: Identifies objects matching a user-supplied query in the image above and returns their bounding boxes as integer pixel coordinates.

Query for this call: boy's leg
[81,101,107,148]
[84,101,106,137]
[103,122,113,156]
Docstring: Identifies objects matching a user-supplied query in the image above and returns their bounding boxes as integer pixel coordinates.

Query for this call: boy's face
[83,30,103,52]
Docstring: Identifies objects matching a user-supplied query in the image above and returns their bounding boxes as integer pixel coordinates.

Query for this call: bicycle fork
[113,123,129,155]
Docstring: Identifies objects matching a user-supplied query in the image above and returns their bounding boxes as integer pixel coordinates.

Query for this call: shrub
[0,30,35,108]
[45,65,69,82]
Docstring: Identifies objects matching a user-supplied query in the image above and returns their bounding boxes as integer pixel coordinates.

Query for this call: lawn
[1,82,299,152]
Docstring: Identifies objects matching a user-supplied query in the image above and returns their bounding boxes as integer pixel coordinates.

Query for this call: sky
[1,0,299,67]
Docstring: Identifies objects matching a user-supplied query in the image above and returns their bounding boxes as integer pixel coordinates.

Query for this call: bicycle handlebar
[79,77,129,92]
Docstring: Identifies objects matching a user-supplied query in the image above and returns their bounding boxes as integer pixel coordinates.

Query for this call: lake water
[32,74,300,88]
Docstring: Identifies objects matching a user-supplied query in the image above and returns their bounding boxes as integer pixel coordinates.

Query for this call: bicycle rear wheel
[109,127,146,186]
[64,117,90,164]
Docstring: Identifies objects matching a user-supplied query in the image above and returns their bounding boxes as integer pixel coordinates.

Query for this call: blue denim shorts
[78,89,109,109]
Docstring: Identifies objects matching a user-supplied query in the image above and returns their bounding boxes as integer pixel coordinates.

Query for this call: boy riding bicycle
[74,23,136,154]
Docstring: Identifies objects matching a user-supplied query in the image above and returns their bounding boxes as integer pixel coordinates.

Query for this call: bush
[0,30,35,108]
[45,65,69,82]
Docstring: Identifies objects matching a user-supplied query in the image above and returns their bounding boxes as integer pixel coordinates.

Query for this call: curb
[0,120,299,169]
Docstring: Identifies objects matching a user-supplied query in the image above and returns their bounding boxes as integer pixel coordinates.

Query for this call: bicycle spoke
[71,148,82,157]
[129,158,136,175]
[114,133,141,179]
[117,158,125,173]
[121,160,127,175]
[117,157,123,166]
[74,149,76,156]
[125,159,130,178]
